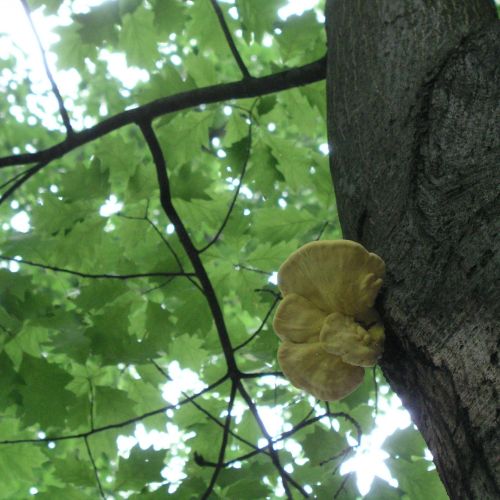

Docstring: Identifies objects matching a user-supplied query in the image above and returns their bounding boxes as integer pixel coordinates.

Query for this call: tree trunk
[325,1,499,498]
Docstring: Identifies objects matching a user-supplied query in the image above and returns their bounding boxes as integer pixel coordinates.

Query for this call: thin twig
[0,255,194,280]
[20,0,73,135]
[237,264,273,275]
[201,382,237,499]
[315,221,329,240]
[117,212,204,295]
[0,167,34,191]
[239,371,283,379]
[234,295,280,351]
[209,0,251,79]
[254,288,281,299]
[199,104,256,253]
[84,436,105,499]
[333,473,353,499]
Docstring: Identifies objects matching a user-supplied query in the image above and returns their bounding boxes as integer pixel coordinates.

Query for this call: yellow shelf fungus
[273,240,385,401]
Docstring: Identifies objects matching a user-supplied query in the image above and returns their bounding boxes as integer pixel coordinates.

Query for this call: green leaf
[187,1,229,55]
[73,2,121,45]
[387,458,448,500]
[116,446,167,490]
[276,11,324,63]
[52,24,96,71]
[0,444,48,499]
[168,333,208,371]
[52,451,96,487]
[16,355,75,429]
[382,426,428,460]
[152,0,186,35]
[237,0,287,42]
[30,0,63,14]
[302,425,347,466]
[252,207,318,243]
[120,7,158,70]
[94,386,138,427]
[266,135,313,193]
[365,477,402,500]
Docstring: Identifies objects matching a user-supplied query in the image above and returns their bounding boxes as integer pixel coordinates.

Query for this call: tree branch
[138,120,239,376]
[0,57,326,168]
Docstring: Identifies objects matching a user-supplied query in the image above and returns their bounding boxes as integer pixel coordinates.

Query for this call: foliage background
[0,1,450,498]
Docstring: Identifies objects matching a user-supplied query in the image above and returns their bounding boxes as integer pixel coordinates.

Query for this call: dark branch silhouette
[0,57,326,169]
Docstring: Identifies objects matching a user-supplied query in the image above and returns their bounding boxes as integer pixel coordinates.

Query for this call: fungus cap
[277,341,365,401]
[277,240,385,318]
[273,240,386,401]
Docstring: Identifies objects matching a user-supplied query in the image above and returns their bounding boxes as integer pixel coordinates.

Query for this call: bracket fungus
[273,240,385,401]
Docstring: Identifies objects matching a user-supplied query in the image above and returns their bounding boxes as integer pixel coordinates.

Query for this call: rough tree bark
[325,1,499,499]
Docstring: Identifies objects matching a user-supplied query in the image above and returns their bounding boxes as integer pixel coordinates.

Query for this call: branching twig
[209,0,251,79]
[117,212,204,295]
[138,120,239,376]
[151,360,261,453]
[0,167,35,191]
[237,381,308,498]
[20,0,73,135]
[237,264,273,275]
[0,162,47,205]
[234,295,280,351]
[84,436,105,499]
[0,255,195,280]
